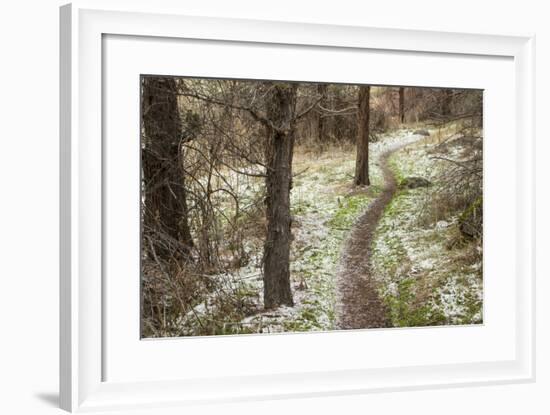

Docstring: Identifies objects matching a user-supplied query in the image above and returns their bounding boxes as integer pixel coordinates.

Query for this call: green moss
[370,142,482,329]
[384,278,446,327]
[328,193,372,230]
[462,290,483,324]
[388,154,405,184]
[287,183,379,332]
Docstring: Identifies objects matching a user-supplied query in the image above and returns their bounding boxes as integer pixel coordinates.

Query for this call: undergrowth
[371,126,483,328]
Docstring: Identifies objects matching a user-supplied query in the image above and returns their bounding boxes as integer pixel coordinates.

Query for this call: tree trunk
[316,84,328,143]
[398,87,405,123]
[263,83,297,309]
[354,86,371,186]
[141,77,194,260]
[441,88,453,117]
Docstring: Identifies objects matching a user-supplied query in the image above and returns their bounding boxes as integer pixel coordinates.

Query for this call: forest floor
[370,129,483,327]
[176,126,483,335]
[235,129,427,333]
[335,139,416,329]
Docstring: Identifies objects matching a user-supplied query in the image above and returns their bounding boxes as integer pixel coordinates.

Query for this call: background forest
[140,77,483,337]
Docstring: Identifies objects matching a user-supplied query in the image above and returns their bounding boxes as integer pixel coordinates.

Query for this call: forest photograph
[140,76,483,338]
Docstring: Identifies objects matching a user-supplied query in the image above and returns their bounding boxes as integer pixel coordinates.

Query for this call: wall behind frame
[0,0,547,414]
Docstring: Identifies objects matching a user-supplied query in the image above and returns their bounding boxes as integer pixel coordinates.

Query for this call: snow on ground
[371,129,483,327]
[176,125,483,335]
[178,129,420,335]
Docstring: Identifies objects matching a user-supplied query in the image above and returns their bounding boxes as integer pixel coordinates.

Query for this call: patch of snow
[436,220,449,230]
[371,130,483,326]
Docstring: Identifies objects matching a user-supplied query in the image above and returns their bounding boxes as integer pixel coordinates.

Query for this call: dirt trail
[335,141,413,330]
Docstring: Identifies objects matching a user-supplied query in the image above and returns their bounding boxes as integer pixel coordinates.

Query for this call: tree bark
[354,86,371,186]
[316,84,328,143]
[263,83,297,309]
[441,88,453,117]
[141,77,194,260]
[398,87,405,123]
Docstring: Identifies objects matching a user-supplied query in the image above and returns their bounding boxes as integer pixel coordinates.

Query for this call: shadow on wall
[34,392,58,407]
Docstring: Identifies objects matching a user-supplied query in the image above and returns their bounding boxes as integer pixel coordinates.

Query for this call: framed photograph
[60,1,535,412]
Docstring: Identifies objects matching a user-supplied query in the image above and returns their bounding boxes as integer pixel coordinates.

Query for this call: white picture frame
[60,1,535,412]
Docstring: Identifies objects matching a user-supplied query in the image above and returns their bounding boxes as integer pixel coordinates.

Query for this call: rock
[414,129,430,136]
[399,177,432,189]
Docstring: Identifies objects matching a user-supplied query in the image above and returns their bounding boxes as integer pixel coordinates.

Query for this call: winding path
[335,140,415,330]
